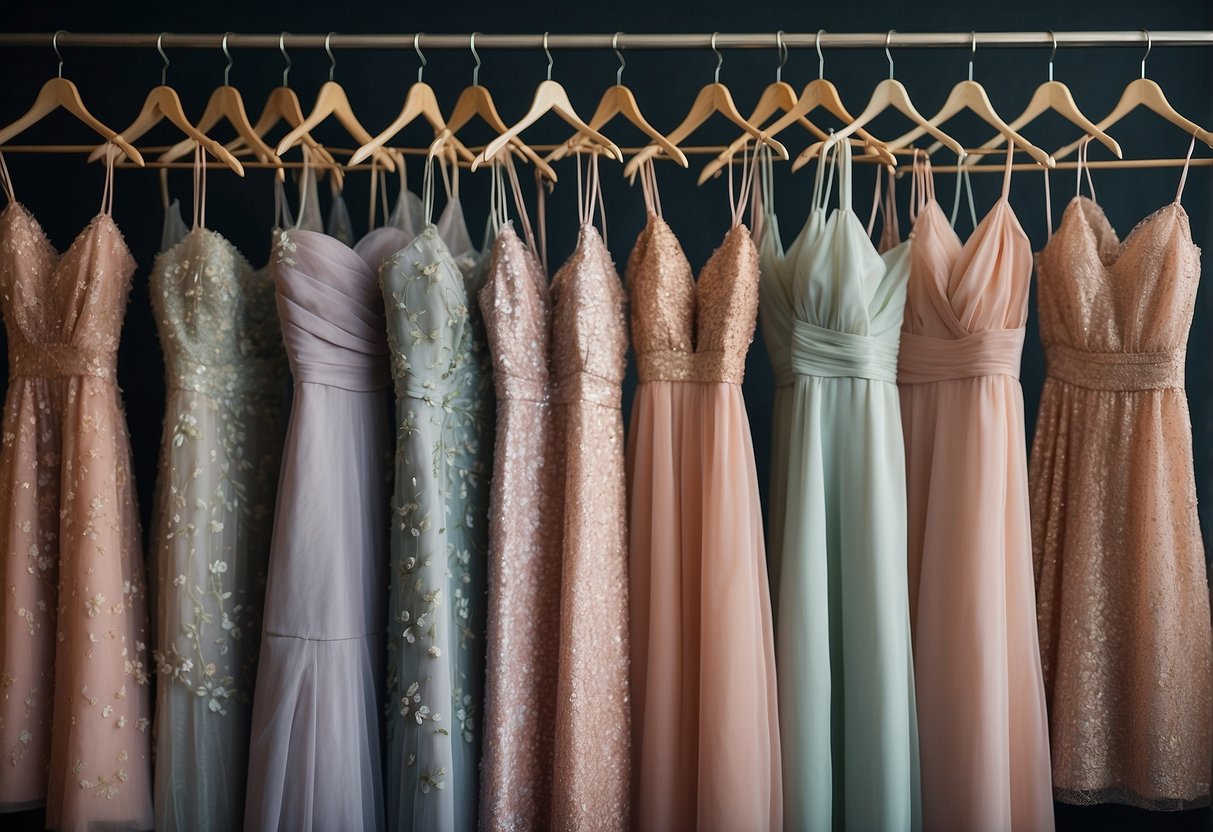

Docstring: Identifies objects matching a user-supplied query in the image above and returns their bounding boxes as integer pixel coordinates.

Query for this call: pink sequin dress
[626,160,781,832]
[0,152,153,830]
[1030,139,1213,809]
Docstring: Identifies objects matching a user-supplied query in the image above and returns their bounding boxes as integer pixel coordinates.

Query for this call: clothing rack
[0,31,1211,51]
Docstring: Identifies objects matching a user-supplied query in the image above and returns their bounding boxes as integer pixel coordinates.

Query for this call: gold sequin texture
[1030,195,1213,809]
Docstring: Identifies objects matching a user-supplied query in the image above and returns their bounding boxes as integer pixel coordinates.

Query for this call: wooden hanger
[473,32,623,170]
[350,34,473,167]
[88,35,243,173]
[623,33,787,179]
[276,33,396,171]
[0,31,145,165]
[439,34,558,181]
[547,33,686,168]
[1052,30,1213,162]
[794,30,963,172]
[157,34,281,174]
[699,30,894,183]
[880,33,1054,168]
[961,32,1120,164]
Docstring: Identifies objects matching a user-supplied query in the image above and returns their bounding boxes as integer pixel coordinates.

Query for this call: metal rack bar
[0,31,1210,51]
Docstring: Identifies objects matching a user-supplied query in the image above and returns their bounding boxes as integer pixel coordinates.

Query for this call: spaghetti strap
[1176,132,1197,204]
[99,142,117,217]
[728,142,760,229]
[0,151,13,205]
[639,158,664,219]
[837,137,853,212]
[1000,144,1014,200]
[1075,137,1097,203]
[192,142,207,231]
[535,168,549,273]
[1044,167,1052,241]
[294,148,311,231]
[950,154,977,230]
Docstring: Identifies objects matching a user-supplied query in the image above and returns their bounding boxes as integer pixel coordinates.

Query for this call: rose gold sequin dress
[0,152,153,830]
[626,160,781,832]
[1030,140,1213,809]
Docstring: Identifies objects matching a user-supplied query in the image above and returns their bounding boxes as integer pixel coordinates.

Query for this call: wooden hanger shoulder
[0,77,145,166]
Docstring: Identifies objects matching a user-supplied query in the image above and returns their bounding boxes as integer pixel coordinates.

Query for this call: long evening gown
[1030,138,1212,809]
[0,150,153,830]
[244,165,393,832]
[478,159,562,830]
[150,159,289,831]
[548,155,630,830]
[898,152,1053,831]
[382,159,493,832]
[627,158,781,832]
[777,139,920,831]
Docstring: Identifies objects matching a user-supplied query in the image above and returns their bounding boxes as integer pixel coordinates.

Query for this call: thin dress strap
[534,168,549,273]
[950,153,978,230]
[727,142,760,228]
[1000,143,1014,201]
[812,138,838,215]
[867,164,899,240]
[575,151,607,246]
[100,142,117,217]
[1075,136,1097,202]
[192,142,207,231]
[1044,166,1052,241]
[0,151,16,205]
[421,149,438,227]
[639,158,664,219]
[836,137,853,213]
[1176,132,1197,204]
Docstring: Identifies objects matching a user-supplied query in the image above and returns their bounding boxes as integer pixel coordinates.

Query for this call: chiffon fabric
[897,152,1053,832]
[478,160,562,830]
[244,165,394,832]
[627,158,781,832]
[547,156,630,830]
[0,150,153,831]
[775,139,920,831]
[382,157,493,832]
[1030,139,1213,809]
[150,156,289,831]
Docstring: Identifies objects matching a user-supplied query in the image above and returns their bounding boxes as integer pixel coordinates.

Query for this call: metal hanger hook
[279,32,292,87]
[325,32,336,81]
[414,32,426,83]
[470,32,482,86]
[968,31,976,82]
[613,32,625,85]
[221,32,233,86]
[775,30,787,82]
[1047,30,1057,81]
[1141,29,1152,79]
[543,32,553,81]
[885,30,896,80]
[157,32,170,85]
[816,29,826,80]
[712,32,722,83]
[52,29,66,78]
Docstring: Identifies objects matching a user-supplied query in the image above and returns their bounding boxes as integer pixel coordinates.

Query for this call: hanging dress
[381,153,493,831]
[0,149,153,830]
[627,157,781,832]
[898,151,1054,832]
[149,150,291,832]
[778,138,920,831]
[244,160,393,832]
[1030,138,1213,810]
[478,159,563,830]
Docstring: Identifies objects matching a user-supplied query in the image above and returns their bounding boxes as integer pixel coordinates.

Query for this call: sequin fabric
[0,192,152,829]
[148,213,287,831]
[548,224,630,830]
[1030,195,1212,809]
[478,222,562,831]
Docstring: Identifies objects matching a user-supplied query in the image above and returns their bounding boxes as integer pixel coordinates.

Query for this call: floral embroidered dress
[149,162,295,831]
[381,158,493,831]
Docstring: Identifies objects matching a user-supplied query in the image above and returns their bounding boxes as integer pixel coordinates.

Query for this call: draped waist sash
[790,319,899,384]
[1045,342,1185,392]
[898,328,1025,385]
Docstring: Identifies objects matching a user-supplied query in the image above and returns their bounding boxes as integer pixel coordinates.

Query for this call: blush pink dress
[626,160,781,832]
[0,151,153,831]
[897,152,1054,832]
[1030,139,1213,809]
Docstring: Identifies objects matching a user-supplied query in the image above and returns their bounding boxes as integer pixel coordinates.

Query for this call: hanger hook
[712,32,722,83]
[470,32,482,86]
[968,31,976,82]
[221,32,234,86]
[543,32,553,81]
[613,32,625,85]
[1047,30,1057,82]
[157,32,170,85]
[816,29,826,80]
[1141,29,1152,79]
[325,32,336,81]
[414,32,426,83]
[279,32,291,87]
[52,29,66,78]
[775,30,787,82]
[885,30,896,80]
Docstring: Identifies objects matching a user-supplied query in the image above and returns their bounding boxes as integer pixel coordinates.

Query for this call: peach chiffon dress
[0,151,153,831]
[1030,139,1212,809]
[898,152,1054,832]
[626,159,781,832]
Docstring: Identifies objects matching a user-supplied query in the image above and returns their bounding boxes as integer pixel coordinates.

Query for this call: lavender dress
[244,200,406,830]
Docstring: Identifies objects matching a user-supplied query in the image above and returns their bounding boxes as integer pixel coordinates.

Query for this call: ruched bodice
[629,218,759,384]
